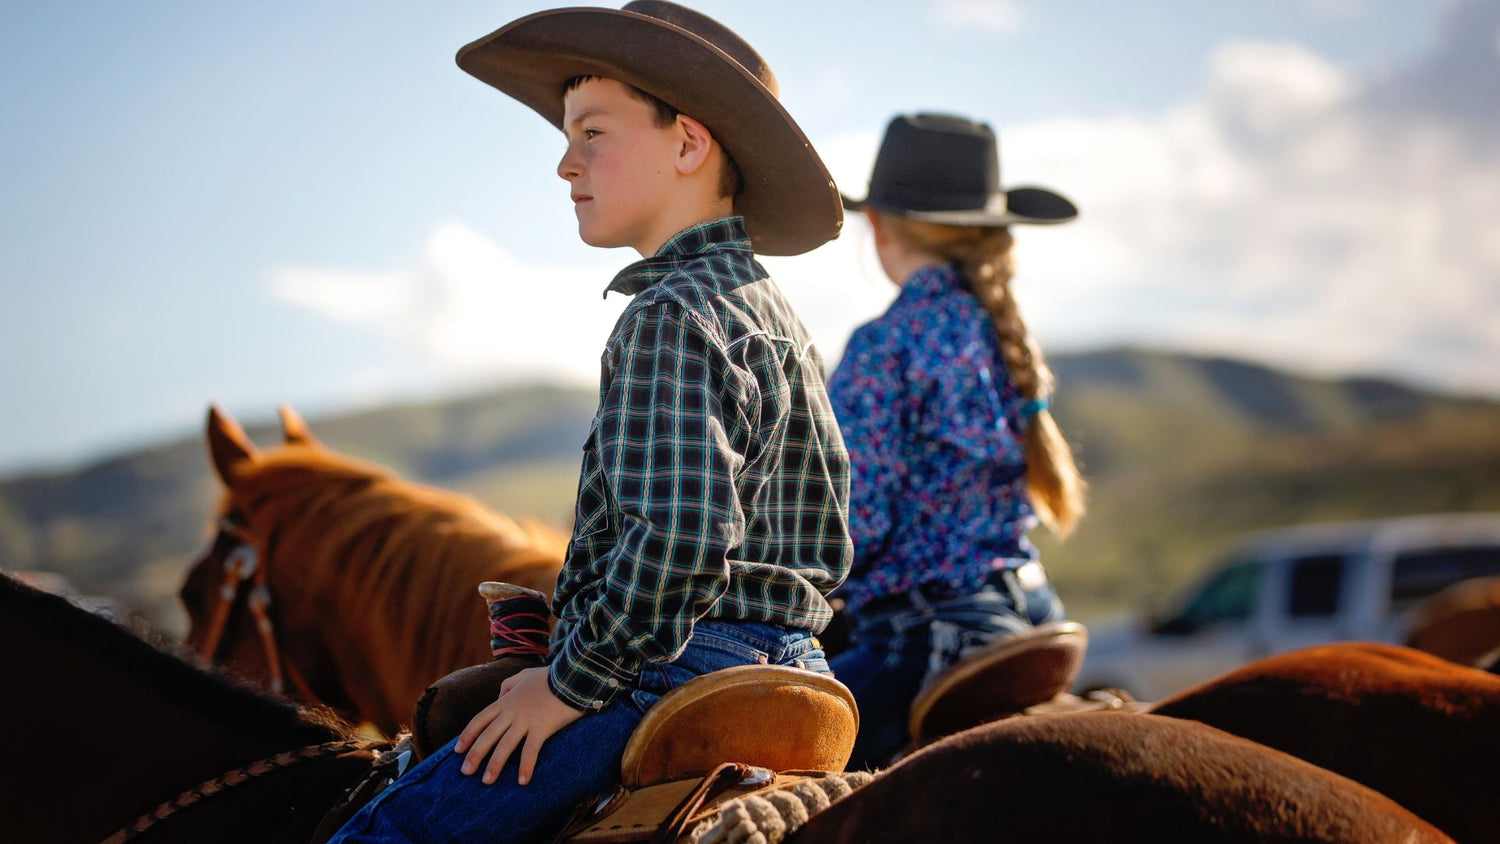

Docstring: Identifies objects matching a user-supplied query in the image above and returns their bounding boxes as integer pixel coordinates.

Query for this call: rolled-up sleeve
[548,303,747,711]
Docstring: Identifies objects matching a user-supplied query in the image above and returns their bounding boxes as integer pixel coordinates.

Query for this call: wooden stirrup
[621,664,858,788]
[908,621,1088,747]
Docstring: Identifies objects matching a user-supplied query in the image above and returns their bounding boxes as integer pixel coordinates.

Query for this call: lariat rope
[690,770,875,844]
[98,738,391,844]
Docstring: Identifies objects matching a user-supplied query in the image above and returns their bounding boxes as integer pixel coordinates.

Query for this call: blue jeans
[328,621,828,844]
[829,566,1064,770]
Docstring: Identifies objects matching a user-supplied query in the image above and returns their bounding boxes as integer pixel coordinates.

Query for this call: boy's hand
[453,666,584,786]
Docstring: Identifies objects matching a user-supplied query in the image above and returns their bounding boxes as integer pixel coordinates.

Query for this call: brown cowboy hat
[457,1,842,257]
[843,113,1078,227]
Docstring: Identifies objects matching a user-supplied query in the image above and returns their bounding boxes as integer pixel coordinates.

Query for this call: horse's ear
[207,404,258,485]
[279,405,320,448]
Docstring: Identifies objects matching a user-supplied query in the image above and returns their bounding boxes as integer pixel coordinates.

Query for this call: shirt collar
[604,216,753,298]
[897,262,964,301]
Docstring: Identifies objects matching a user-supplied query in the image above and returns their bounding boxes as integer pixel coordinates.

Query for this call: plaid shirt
[548,217,852,712]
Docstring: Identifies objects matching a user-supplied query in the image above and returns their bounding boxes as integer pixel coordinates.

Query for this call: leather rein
[194,516,318,702]
[98,738,390,844]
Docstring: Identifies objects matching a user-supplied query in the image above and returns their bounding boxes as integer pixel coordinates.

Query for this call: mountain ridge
[3,345,1496,632]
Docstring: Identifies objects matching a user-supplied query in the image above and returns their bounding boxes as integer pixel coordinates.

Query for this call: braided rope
[689,770,876,844]
[100,738,390,844]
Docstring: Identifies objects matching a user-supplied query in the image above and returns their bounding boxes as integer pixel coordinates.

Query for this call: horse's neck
[274,518,501,732]
[4,608,340,842]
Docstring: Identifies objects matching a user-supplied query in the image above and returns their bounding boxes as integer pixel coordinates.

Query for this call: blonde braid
[885,215,1086,537]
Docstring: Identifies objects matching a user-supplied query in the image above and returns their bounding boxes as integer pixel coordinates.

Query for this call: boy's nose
[557,147,582,181]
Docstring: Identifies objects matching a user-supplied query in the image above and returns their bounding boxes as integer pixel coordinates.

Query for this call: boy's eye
[583,129,602,139]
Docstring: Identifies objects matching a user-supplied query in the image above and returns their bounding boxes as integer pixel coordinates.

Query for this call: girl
[828,113,1086,768]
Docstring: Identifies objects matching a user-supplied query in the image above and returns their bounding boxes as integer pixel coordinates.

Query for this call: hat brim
[458,8,842,256]
[842,186,1078,226]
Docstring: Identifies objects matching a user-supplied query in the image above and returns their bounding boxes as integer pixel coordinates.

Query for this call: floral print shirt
[827,263,1037,615]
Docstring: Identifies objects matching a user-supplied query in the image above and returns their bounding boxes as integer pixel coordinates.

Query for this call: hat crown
[622,1,779,96]
[866,113,1002,213]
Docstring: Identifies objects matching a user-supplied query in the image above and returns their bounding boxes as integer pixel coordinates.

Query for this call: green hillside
[2,348,1497,635]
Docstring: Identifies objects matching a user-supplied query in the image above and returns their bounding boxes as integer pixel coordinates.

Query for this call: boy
[328,3,851,841]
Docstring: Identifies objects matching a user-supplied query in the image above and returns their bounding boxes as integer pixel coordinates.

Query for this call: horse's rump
[788,711,1451,843]
[1150,642,1500,843]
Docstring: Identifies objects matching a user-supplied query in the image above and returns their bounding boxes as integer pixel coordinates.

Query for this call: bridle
[194,516,317,701]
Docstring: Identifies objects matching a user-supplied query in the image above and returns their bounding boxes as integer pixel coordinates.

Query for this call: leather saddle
[905,620,1089,749]
[413,659,860,843]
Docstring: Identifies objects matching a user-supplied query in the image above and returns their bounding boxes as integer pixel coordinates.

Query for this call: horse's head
[180,404,325,697]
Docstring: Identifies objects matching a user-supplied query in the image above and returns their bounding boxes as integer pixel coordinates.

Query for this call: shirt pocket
[572,424,611,540]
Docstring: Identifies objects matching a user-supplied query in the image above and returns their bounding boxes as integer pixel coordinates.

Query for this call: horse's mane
[228,447,567,633]
[0,571,353,744]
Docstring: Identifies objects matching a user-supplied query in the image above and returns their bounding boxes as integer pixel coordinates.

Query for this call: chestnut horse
[1150,642,1500,843]
[788,711,1450,843]
[1406,575,1500,671]
[180,405,568,735]
[0,571,386,843]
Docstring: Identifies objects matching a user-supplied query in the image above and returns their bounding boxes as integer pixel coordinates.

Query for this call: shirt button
[607,678,621,688]
[591,700,603,711]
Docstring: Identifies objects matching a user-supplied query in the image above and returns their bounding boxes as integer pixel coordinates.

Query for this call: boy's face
[558,77,682,254]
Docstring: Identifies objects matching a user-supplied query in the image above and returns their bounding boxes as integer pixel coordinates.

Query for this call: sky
[2,0,1497,476]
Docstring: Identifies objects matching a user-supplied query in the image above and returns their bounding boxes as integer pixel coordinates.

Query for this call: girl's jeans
[329,621,829,844]
[829,563,1065,770]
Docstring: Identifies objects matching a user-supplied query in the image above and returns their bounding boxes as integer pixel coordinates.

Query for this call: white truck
[1074,512,1500,701]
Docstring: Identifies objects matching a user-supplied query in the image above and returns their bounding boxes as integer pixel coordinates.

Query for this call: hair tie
[1020,397,1050,418]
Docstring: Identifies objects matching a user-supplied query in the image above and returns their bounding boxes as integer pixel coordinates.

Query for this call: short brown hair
[564,75,741,199]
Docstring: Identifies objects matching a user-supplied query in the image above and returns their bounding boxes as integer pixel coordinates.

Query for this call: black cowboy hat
[457,1,842,257]
[843,113,1077,227]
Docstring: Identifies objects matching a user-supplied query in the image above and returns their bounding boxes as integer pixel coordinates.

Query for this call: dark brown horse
[1406,575,1500,670]
[787,711,1450,843]
[180,405,568,735]
[1150,642,1500,843]
[0,571,385,843]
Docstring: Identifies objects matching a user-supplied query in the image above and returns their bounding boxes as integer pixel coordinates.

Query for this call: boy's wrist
[548,628,640,712]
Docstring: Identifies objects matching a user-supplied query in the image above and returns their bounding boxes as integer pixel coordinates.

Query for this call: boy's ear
[673,114,716,178]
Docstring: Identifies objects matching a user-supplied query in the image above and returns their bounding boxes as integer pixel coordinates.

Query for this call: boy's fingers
[517,733,545,786]
[461,711,512,776]
[454,698,505,753]
[483,726,526,785]
[499,672,522,697]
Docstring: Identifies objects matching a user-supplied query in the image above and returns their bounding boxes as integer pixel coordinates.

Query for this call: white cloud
[932,0,1022,35]
[952,31,1500,394]
[268,223,629,385]
[1206,42,1352,140]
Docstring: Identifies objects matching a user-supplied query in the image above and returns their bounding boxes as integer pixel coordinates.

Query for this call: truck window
[1157,560,1263,635]
[1389,545,1500,607]
[1287,554,1345,617]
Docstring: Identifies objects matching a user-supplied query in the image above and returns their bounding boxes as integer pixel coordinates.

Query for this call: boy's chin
[576,224,631,251]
